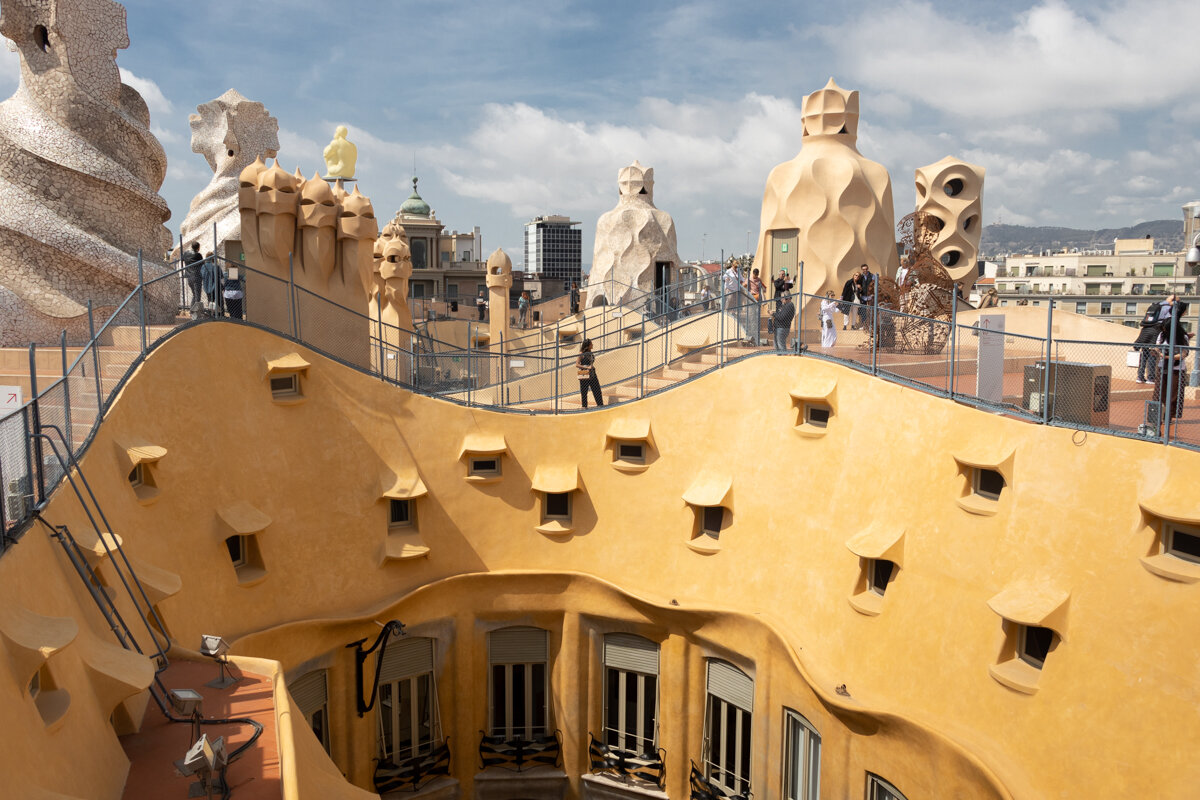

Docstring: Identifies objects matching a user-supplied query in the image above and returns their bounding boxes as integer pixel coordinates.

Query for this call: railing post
[28,343,43,505]
[1164,306,1178,445]
[949,294,958,398]
[1042,299,1054,424]
[137,249,146,353]
[640,331,646,398]
[719,285,726,367]
[60,330,71,457]
[1191,296,1200,388]
[554,335,560,414]
[871,276,879,375]
[467,324,473,407]
[796,260,805,354]
[288,252,298,338]
[87,300,102,418]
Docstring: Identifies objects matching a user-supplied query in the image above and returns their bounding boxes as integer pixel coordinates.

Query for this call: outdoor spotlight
[199,635,229,659]
[169,688,203,717]
[1187,233,1200,268]
[200,635,240,690]
[176,733,226,799]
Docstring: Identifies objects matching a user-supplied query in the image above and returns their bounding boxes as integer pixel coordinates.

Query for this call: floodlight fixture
[1187,233,1200,268]
[175,733,227,799]
[169,688,203,717]
[200,635,240,689]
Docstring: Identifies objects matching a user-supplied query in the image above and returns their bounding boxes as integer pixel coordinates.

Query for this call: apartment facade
[996,237,1199,327]
[392,177,487,301]
[524,214,583,292]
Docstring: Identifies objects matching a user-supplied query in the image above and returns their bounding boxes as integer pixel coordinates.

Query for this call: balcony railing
[690,760,750,800]
[373,740,451,793]
[478,730,562,772]
[588,733,666,788]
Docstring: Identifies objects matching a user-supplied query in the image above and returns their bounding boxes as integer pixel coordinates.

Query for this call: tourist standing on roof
[576,338,603,408]
[771,293,795,351]
[840,272,858,330]
[820,291,839,349]
[182,241,203,316]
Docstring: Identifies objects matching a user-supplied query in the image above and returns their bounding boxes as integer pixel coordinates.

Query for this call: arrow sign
[0,386,23,413]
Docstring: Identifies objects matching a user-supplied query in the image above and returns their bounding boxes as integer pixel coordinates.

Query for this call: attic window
[869,559,895,596]
[270,373,300,398]
[470,458,500,477]
[1019,625,1055,669]
[701,507,724,537]
[389,499,412,528]
[974,468,1005,501]
[616,441,645,464]
[1164,523,1200,564]
[225,535,247,568]
[805,405,831,428]
[544,492,571,521]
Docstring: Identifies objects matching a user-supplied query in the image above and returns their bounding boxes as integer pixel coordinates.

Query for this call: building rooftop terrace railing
[3,254,1200,549]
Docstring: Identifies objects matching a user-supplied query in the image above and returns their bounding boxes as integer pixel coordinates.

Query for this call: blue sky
[4,0,1197,266]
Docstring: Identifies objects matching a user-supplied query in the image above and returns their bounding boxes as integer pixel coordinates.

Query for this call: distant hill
[980,219,1183,258]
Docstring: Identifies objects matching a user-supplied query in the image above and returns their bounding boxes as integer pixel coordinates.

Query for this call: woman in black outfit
[1154,301,1191,437]
[576,339,603,408]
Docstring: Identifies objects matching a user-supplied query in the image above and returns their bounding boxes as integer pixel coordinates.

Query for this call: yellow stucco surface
[2,321,1198,798]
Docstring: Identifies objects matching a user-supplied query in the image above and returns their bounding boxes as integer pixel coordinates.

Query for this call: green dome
[400,176,430,217]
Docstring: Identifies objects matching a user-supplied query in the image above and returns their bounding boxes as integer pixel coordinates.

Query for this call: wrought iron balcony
[587,733,666,787]
[478,730,562,772]
[373,740,451,793]
[689,760,751,800]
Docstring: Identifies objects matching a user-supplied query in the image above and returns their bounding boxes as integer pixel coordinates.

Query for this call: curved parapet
[0,0,172,345]
[754,78,898,315]
[914,156,985,283]
[588,160,679,307]
[177,89,279,259]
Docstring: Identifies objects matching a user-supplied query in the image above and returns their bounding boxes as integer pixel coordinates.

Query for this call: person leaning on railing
[1152,300,1190,438]
[770,293,795,351]
[1135,294,1174,384]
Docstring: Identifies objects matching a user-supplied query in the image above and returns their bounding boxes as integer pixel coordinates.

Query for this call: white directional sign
[0,386,22,413]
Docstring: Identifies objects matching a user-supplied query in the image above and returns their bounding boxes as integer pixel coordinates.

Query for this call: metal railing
[588,732,666,787]
[4,254,1200,552]
[373,740,451,793]
[478,730,562,772]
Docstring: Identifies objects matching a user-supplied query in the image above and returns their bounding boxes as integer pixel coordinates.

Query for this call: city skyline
[1,0,1195,269]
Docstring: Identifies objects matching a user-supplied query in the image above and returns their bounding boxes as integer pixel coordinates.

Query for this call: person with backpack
[1135,295,1174,384]
[1152,300,1190,437]
[576,338,603,408]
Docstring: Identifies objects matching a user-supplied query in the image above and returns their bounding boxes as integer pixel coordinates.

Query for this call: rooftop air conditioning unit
[5,475,31,522]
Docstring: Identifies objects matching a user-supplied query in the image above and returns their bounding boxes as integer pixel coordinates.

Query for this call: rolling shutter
[604,633,659,675]
[289,670,327,718]
[378,637,435,684]
[490,627,548,663]
[707,659,753,712]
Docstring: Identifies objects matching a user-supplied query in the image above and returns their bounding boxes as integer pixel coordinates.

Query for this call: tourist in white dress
[820,292,839,349]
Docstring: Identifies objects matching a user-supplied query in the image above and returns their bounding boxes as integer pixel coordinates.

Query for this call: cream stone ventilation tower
[914,156,985,284]
[486,247,512,353]
[587,160,680,307]
[755,78,898,315]
[0,0,173,345]
[177,89,279,260]
[237,139,379,367]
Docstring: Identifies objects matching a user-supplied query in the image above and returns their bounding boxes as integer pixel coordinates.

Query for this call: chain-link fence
[7,260,1200,545]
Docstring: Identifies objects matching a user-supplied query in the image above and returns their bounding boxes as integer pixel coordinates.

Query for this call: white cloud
[826,0,1200,119]
[118,68,172,117]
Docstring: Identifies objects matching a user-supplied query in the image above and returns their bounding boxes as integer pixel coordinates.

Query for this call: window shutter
[289,670,327,718]
[604,633,659,675]
[490,627,548,663]
[378,637,434,684]
[707,659,753,712]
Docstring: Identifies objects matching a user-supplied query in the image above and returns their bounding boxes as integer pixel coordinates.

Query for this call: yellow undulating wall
[3,322,1199,798]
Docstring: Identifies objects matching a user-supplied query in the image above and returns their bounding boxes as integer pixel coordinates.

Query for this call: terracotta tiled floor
[121,660,280,800]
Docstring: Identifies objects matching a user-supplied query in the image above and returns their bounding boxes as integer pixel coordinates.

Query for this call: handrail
[3,251,1199,550]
